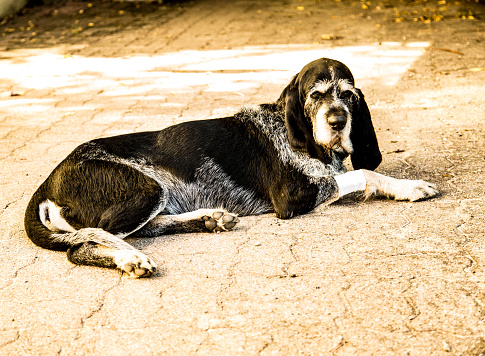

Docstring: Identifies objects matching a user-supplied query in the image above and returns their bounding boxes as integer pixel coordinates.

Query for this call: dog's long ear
[350,89,382,171]
[279,77,309,150]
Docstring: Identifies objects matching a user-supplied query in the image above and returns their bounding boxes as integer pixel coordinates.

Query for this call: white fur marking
[362,170,439,201]
[39,201,49,227]
[313,105,333,147]
[40,200,76,232]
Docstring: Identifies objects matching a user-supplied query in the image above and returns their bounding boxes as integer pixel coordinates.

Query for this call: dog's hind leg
[64,228,157,277]
[26,160,168,277]
[137,209,240,236]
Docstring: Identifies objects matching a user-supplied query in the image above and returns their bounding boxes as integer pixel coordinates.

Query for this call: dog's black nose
[328,115,347,131]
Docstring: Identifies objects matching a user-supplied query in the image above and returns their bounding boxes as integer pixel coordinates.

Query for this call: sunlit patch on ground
[0,42,428,113]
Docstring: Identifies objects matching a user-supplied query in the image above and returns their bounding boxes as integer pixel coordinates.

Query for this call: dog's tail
[24,183,67,251]
[24,184,133,252]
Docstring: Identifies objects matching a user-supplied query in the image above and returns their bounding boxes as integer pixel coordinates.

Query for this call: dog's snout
[327,115,347,131]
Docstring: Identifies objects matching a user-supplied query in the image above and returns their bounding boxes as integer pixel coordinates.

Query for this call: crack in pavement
[63,278,123,353]
[0,256,39,293]
[215,234,251,312]
[0,330,20,349]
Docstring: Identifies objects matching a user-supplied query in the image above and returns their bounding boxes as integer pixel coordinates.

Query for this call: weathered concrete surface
[0,0,484,355]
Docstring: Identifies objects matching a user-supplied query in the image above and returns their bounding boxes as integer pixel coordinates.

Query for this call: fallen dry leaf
[430,47,464,55]
[387,149,405,154]
[321,34,343,40]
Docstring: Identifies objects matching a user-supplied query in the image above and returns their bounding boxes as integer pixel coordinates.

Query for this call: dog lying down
[24,57,438,277]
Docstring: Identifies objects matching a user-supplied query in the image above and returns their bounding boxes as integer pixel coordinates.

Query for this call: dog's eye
[340,91,354,100]
[310,91,326,100]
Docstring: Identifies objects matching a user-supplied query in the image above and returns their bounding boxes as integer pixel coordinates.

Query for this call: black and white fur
[24,58,438,277]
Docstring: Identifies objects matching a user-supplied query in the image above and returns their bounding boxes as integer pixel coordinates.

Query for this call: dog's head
[278,58,382,170]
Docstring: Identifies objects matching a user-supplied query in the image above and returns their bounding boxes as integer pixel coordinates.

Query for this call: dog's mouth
[312,111,353,154]
[328,135,342,149]
[326,134,353,155]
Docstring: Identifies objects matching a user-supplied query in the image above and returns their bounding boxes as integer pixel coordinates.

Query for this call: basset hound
[24,58,438,277]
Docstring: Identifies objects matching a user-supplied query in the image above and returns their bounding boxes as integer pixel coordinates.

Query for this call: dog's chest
[293,153,346,180]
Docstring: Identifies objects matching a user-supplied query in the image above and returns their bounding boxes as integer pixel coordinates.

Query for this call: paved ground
[1,0,484,355]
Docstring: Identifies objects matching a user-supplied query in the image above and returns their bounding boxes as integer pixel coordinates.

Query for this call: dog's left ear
[350,89,382,171]
[279,77,311,150]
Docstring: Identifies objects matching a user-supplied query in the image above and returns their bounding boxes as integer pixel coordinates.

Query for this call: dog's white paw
[113,250,157,278]
[200,209,239,232]
[392,179,439,201]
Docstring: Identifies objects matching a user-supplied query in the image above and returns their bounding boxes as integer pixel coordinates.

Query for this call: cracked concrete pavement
[0,0,484,354]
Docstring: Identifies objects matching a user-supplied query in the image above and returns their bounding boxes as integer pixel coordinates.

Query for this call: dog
[24,57,438,277]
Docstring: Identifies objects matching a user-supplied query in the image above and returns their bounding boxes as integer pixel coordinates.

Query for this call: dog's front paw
[200,209,239,232]
[393,179,439,201]
[113,250,157,278]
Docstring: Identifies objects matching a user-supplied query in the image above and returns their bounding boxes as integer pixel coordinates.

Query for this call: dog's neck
[264,102,348,165]
[235,105,347,177]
